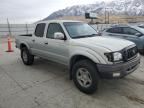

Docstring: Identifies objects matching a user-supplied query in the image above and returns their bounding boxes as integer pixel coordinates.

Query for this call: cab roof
[37,20,83,24]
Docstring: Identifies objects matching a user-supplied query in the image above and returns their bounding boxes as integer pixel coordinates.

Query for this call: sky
[0,0,113,24]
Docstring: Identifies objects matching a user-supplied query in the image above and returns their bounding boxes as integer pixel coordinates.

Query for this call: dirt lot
[0,40,144,108]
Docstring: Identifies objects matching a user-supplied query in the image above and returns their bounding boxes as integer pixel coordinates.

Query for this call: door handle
[123,36,128,38]
[32,39,35,42]
[109,34,114,36]
[44,42,48,45]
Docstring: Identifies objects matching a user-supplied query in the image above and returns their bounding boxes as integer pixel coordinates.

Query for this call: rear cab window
[35,23,46,37]
[106,27,122,34]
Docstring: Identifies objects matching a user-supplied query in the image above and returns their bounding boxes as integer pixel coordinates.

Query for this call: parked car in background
[102,25,144,54]
[138,24,144,29]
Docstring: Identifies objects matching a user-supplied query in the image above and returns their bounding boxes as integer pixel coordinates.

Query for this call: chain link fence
[0,24,35,38]
[0,22,143,38]
[0,23,110,38]
[90,24,112,32]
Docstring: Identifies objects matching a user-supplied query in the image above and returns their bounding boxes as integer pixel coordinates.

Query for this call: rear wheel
[21,47,34,65]
[72,59,99,94]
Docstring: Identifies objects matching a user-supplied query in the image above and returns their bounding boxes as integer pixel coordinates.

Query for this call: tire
[21,47,34,65]
[72,59,99,94]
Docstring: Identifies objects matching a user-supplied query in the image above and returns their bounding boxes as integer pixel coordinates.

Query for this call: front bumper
[97,54,140,79]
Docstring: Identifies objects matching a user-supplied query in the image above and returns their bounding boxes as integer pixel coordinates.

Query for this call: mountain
[44,0,144,20]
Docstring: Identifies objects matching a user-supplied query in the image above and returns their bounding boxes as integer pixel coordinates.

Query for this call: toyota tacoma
[15,20,140,94]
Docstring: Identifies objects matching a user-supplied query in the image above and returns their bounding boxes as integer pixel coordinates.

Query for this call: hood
[72,36,135,52]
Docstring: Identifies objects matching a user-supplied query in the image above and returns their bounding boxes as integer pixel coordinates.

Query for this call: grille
[123,46,138,61]
[127,46,138,59]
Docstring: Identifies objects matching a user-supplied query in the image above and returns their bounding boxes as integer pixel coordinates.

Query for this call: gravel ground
[0,40,144,108]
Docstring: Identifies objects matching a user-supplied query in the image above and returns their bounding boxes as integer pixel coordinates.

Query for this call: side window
[46,23,64,39]
[107,27,122,34]
[122,27,139,35]
[35,23,46,37]
[106,28,113,33]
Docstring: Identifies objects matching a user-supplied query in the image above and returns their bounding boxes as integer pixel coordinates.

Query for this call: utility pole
[108,11,110,24]
[25,23,28,34]
[7,18,12,36]
[105,7,112,24]
[105,8,107,24]
[124,0,127,15]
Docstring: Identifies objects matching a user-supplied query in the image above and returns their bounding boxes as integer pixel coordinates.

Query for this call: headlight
[113,52,122,61]
[105,52,122,62]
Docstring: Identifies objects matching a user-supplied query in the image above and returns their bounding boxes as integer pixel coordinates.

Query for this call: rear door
[30,23,46,56]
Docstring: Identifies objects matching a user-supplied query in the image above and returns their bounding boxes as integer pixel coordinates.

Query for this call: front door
[44,23,69,65]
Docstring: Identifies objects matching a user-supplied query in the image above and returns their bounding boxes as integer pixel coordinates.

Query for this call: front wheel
[21,47,34,65]
[72,60,99,94]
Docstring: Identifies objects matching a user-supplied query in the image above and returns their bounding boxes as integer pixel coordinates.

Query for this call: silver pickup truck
[15,20,140,94]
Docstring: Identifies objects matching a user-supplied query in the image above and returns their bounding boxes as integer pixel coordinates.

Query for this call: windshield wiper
[87,34,98,37]
[72,34,98,39]
[72,36,85,39]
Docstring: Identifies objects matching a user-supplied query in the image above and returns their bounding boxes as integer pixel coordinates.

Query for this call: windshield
[63,22,98,38]
[134,26,144,34]
[139,26,144,29]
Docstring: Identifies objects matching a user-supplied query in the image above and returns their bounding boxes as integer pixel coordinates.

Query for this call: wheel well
[69,55,96,79]
[20,44,27,50]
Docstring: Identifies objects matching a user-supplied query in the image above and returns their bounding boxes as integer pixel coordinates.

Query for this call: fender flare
[20,42,31,53]
[69,51,106,80]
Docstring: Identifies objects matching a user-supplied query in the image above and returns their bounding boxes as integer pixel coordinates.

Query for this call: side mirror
[97,31,102,36]
[135,33,142,37]
[54,32,65,40]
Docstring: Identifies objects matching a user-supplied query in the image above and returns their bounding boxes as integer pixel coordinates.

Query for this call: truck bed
[15,34,33,49]
[19,34,32,37]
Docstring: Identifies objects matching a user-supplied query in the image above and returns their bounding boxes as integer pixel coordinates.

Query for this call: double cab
[15,20,140,94]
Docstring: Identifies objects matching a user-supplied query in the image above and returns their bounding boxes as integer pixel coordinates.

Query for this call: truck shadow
[31,57,69,78]
[32,57,144,97]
